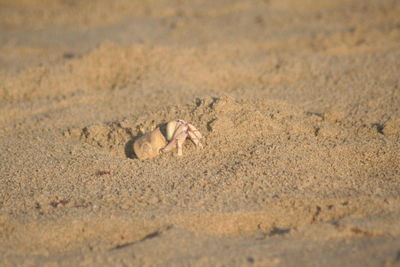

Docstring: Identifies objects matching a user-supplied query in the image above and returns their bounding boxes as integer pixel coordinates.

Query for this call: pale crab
[161,119,203,156]
[133,119,203,160]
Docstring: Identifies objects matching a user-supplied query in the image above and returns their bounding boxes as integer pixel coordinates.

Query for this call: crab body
[133,119,203,159]
[133,127,166,160]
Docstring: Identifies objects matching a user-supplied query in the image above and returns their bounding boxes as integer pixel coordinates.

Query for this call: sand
[0,0,400,266]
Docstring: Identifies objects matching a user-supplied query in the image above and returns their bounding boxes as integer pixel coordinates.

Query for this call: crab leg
[188,131,203,148]
[188,123,202,139]
[162,120,203,156]
[187,123,202,148]
[161,138,177,153]
[161,124,188,155]
[176,134,186,156]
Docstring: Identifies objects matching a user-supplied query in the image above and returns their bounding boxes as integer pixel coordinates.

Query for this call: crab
[161,119,203,156]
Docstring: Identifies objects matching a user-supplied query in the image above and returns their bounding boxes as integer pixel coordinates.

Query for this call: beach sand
[1,0,400,266]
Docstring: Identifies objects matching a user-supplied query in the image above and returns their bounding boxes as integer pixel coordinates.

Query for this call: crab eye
[166,120,178,141]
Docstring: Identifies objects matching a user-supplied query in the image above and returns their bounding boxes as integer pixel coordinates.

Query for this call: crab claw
[162,121,189,155]
[161,120,203,156]
[165,120,179,141]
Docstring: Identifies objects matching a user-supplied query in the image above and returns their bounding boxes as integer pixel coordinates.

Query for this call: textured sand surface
[1,0,400,266]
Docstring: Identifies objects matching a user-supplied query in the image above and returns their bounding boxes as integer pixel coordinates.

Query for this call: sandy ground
[1,0,400,266]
